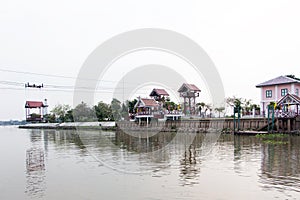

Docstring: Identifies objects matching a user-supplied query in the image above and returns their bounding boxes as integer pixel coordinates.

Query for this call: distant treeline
[0,120,27,126]
[44,98,136,123]
[44,96,260,123]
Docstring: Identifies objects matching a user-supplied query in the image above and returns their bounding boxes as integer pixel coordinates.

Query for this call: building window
[266,90,272,98]
[281,88,288,96]
[296,88,299,96]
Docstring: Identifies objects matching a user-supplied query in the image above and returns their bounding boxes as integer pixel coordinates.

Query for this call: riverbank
[18,117,300,134]
[19,122,116,131]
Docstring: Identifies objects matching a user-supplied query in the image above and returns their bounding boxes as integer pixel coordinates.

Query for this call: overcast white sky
[0,0,300,120]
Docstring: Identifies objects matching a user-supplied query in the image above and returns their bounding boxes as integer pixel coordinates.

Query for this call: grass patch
[262,140,288,145]
[256,133,289,145]
[256,133,287,139]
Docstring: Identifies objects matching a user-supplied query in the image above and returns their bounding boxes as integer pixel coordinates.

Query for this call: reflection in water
[115,131,202,185]
[21,129,300,199]
[26,148,45,172]
[233,134,300,194]
[260,136,300,193]
[29,129,43,143]
[25,129,89,199]
[25,147,46,198]
[233,135,261,175]
[25,166,46,199]
[178,134,208,186]
[26,131,47,198]
[179,144,199,186]
[115,131,176,153]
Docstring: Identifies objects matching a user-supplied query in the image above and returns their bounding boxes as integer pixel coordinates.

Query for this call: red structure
[134,97,159,116]
[133,97,160,125]
[149,88,169,113]
[149,88,169,101]
[25,100,48,122]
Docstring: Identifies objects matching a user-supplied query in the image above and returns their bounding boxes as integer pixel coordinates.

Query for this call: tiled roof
[149,88,169,96]
[256,75,300,87]
[141,98,158,107]
[178,83,201,92]
[25,101,45,108]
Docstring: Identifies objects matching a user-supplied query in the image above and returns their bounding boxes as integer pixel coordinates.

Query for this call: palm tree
[243,99,252,115]
[226,96,242,108]
[215,107,225,118]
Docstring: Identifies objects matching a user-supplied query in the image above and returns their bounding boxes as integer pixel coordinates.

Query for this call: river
[0,126,299,199]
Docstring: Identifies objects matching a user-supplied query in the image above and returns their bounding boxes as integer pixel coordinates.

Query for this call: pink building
[256,75,300,116]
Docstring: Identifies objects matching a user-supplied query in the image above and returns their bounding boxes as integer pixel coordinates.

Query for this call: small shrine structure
[134,97,159,125]
[178,83,201,115]
[149,88,169,102]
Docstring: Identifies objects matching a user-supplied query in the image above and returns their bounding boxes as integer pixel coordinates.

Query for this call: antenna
[122,75,125,104]
[25,82,44,88]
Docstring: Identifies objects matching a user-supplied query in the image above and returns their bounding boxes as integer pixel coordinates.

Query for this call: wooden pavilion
[178,83,201,115]
[25,100,48,122]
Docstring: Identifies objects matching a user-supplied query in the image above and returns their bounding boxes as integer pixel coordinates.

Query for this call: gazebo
[25,100,48,122]
[178,83,201,115]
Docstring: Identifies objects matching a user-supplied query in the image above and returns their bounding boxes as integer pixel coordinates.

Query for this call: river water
[0,126,300,200]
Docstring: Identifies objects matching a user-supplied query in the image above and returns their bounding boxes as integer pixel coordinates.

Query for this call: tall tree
[226,96,242,108]
[242,99,252,115]
[94,101,113,121]
[50,104,72,122]
[215,107,225,118]
[128,99,137,114]
[121,102,129,120]
[111,98,122,121]
[226,96,260,116]
[64,109,74,122]
[73,102,96,122]
[164,98,177,111]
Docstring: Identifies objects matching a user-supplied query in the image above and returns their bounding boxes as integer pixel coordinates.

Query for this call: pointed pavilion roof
[134,98,158,108]
[149,88,169,97]
[277,93,300,105]
[25,101,46,108]
[178,83,201,92]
